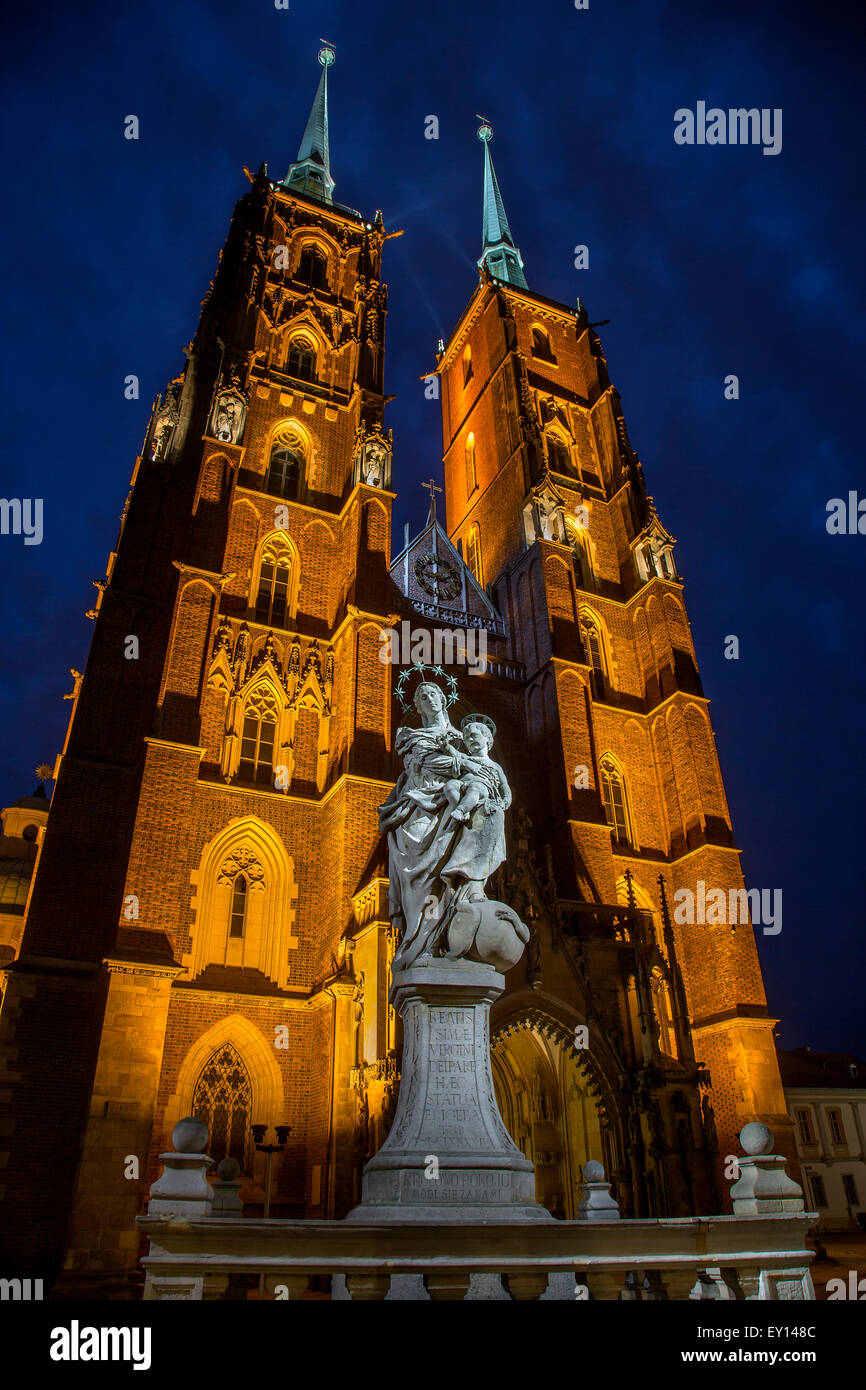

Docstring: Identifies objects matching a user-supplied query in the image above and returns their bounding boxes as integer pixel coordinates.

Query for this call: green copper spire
[283,45,336,204]
[477,121,528,289]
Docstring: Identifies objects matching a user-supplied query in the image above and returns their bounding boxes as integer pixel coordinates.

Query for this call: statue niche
[209,384,248,446]
[353,424,392,490]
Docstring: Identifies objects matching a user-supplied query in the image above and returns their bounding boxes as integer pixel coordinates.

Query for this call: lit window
[465,525,483,586]
[266,446,303,500]
[297,246,326,289]
[599,755,631,844]
[531,327,556,363]
[254,538,294,627]
[580,612,607,698]
[465,432,477,496]
[230,875,247,938]
[287,341,315,382]
[239,690,279,784]
[193,1043,252,1173]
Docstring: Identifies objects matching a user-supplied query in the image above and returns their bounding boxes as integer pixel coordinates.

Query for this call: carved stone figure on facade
[212,617,232,657]
[354,426,392,491]
[149,380,182,461]
[150,415,174,461]
[536,490,561,541]
[362,439,386,487]
[209,366,248,446]
[214,397,236,443]
[378,671,529,974]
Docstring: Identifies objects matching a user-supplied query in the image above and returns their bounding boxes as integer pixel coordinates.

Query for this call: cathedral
[0,49,793,1297]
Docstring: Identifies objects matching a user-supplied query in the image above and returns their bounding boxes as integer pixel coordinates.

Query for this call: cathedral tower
[0,49,399,1293]
[427,124,792,1198]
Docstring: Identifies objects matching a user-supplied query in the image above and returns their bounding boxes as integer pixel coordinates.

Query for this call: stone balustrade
[138,1119,815,1302]
[137,1209,815,1301]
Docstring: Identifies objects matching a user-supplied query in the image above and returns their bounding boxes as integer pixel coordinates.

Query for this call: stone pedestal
[347,958,550,1223]
[730,1123,805,1215]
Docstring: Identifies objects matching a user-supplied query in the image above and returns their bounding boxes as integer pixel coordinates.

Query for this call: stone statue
[214,397,237,442]
[379,677,529,974]
[363,440,385,486]
[349,671,547,1226]
[210,387,247,446]
[537,492,561,541]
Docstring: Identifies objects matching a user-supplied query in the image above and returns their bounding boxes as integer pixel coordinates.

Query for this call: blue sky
[1,0,864,1052]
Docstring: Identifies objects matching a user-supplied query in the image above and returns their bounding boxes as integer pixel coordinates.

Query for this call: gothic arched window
[465,432,477,496]
[266,447,302,500]
[531,326,556,363]
[547,434,572,475]
[463,344,473,386]
[230,875,247,938]
[192,1043,252,1172]
[239,688,279,785]
[287,339,316,382]
[254,535,296,627]
[579,611,608,698]
[297,245,327,289]
[265,422,306,501]
[565,516,592,589]
[599,754,632,845]
[465,524,483,587]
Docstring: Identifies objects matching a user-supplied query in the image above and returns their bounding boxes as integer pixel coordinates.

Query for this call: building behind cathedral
[0,50,793,1297]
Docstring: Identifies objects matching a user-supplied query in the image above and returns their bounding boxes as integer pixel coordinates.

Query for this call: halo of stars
[395,662,459,713]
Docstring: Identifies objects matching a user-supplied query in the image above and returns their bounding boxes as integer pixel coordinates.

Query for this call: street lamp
[252,1123,291,1218]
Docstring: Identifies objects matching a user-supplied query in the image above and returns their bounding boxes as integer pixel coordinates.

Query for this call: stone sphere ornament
[216,1157,240,1181]
[739,1121,775,1156]
[583,1159,605,1182]
[172,1116,210,1154]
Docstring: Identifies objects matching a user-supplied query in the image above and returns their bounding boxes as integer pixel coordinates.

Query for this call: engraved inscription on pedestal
[424,1008,474,1144]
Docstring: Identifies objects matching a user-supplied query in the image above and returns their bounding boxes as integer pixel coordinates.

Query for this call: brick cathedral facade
[0,52,792,1296]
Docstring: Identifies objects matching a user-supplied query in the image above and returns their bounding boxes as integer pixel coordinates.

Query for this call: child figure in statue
[441,714,509,828]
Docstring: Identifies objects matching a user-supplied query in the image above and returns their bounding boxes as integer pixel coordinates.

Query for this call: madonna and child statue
[380,676,530,974]
[348,668,550,1224]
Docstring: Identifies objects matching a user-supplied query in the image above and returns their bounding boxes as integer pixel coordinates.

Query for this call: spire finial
[623,865,637,909]
[476,119,528,290]
[283,46,336,204]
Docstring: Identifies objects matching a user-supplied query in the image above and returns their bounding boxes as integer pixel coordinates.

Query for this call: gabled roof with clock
[390,506,506,638]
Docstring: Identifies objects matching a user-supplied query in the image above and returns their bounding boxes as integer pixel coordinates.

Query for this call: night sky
[2,0,863,1053]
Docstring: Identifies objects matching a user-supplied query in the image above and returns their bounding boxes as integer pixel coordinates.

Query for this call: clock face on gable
[413,552,461,601]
